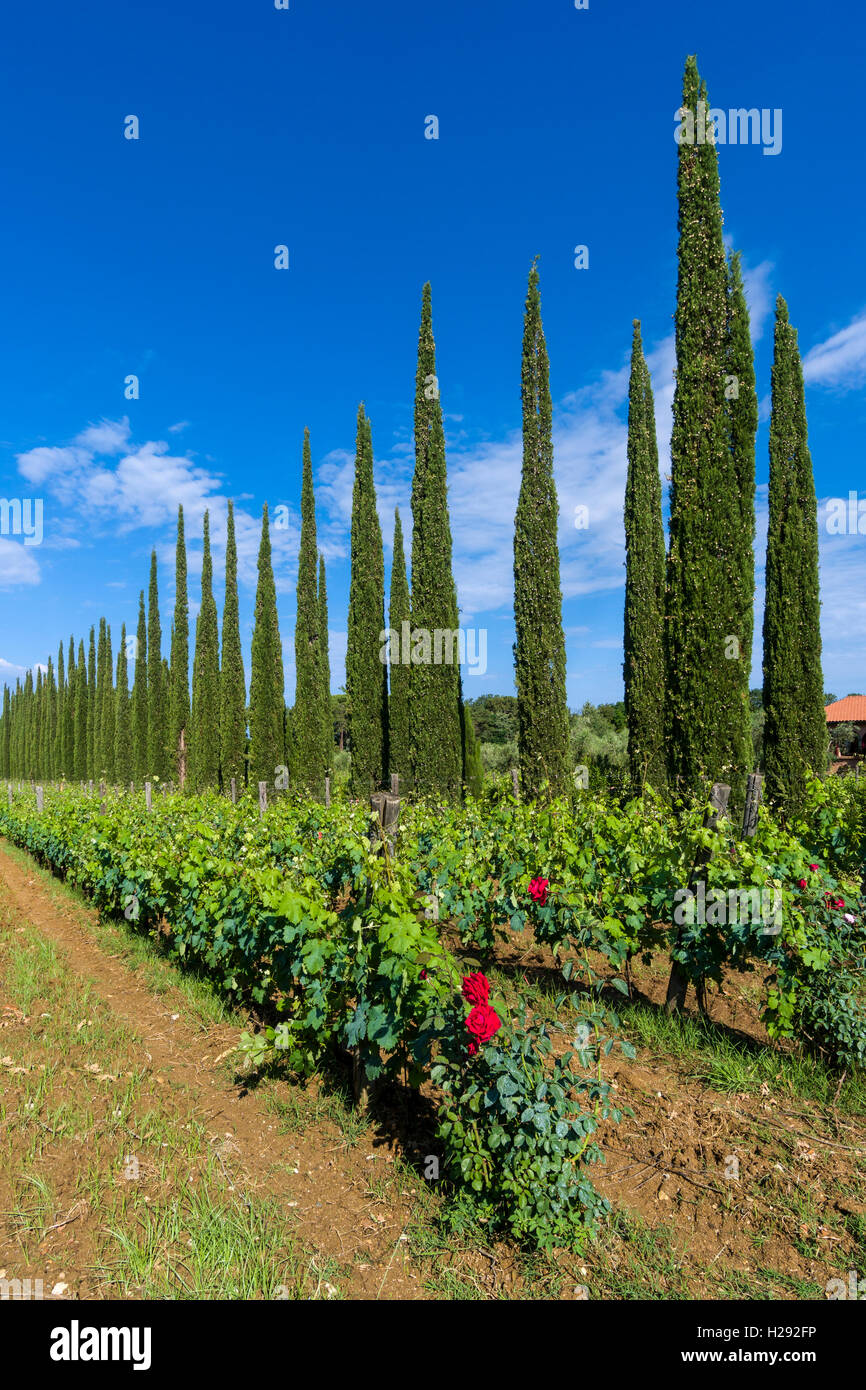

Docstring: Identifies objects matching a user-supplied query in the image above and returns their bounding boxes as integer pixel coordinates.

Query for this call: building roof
[825,696,866,723]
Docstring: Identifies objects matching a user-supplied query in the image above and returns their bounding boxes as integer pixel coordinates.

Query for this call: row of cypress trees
[623,54,826,817]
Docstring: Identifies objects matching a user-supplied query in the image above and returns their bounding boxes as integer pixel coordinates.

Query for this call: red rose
[528,877,549,905]
[466,1003,501,1047]
[836,898,845,910]
[798,878,807,889]
[462,972,489,1007]
[467,1040,478,1057]
[420,968,428,980]
[809,864,818,871]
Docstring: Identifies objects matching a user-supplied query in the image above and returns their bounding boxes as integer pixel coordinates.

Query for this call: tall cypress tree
[100,624,115,781]
[190,511,221,790]
[95,619,107,776]
[65,637,75,778]
[248,504,285,789]
[55,642,66,778]
[86,627,97,779]
[388,508,411,786]
[318,553,332,775]
[666,55,748,801]
[132,592,148,784]
[623,321,666,792]
[1,686,10,779]
[294,430,325,796]
[762,296,826,816]
[45,657,57,780]
[170,506,190,788]
[73,641,88,781]
[410,285,462,801]
[220,499,246,789]
[346,405,388,798]
[147,551,167,781]
[115,624,133,786]
[513,262,570,800]
[726,247,759,780]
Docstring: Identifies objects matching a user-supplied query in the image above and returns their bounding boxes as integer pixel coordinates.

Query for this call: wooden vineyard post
[7,785,12,807]
[129,782,134,796]
[665,782,730,1016]
[258,781,267,819]
[510,768,520,799]
[99,780,106,798]
[230,777,237,804]
[390,773,400,796]
[741,772,763,839]
[35,786,43,813]
[145,781,152,812]
[88,780,94,795]
[324,776,331,808]
[99,800,107,815]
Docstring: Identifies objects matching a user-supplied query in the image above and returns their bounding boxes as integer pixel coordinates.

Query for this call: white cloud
[0,539,40,589]
[803,312,866,389]
[740,258,774,342]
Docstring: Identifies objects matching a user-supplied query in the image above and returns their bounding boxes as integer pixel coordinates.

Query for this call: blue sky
[2,0,865,708]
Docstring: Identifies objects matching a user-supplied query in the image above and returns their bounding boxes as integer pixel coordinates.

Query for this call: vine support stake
[230,777,237,804]
[741,772,763,839]
[258,781,267,818]
[145,781,152,812]
[390,773,400,796]
[324,776,331,808]
[35,786,43,813]
[511,768,520,800]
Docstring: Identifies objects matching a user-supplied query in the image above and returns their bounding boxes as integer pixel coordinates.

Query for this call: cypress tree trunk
[388,508,411,787]
[147,552,167,782]
[170,506,190,789]
[410,284,462,801]
[665,56,748,802]
[623,320,666,792]
[248,504,285,790]
[318,554,332,775]
[513,262,570,801]
[220,500,247,789]
[762,296,826,816]
[132,592,148,784]
[115,625,133,786]
[294,429,324,797]
[190,511,221,791]
[346,405,388,799]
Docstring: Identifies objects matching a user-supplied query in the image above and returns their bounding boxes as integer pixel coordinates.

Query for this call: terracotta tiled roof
[825,696,866,722]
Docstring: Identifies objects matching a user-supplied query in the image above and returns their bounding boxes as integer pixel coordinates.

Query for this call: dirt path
[0,842,425,1300]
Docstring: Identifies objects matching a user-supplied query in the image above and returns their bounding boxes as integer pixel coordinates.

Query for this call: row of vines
[1,774,865,1248]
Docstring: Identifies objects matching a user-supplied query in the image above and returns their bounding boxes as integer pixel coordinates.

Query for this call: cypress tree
[45,657,57,780]
[170,506,190,788]
[86,627,97,779]
[73,641,87,781]
[388,509,411,786]
[248,505,285,789]
[293,430,325,796]
[54,642,66,778]
[726,247,759,780]
[220,500,246,789]
[1,686,10,779]
[410,285,462,801]
[319,554,332,775]
[95,619,107,776]
[513,262,570,800]
[665,55,748,801]
[623,321,666,792]
[147,551,167,781]
[35,668,44,779]
[115,624,133,786]
[190,511,221,791]
[132,592,148,783]
[346,405,388,798]
[762,296,826,816]
[100,624,115,781]
[65,637,75,777]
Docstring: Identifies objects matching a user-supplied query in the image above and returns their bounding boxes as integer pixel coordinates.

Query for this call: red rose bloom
[420,968,428,980]
[809,864,818,871]
[461,972,489,1007]
[798,878,807,889]
[466,1003,501,1047]
[836,898,845,910]
[528,877,549,905]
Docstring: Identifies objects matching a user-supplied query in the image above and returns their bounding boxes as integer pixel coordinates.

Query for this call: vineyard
[3,773,865,1257]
